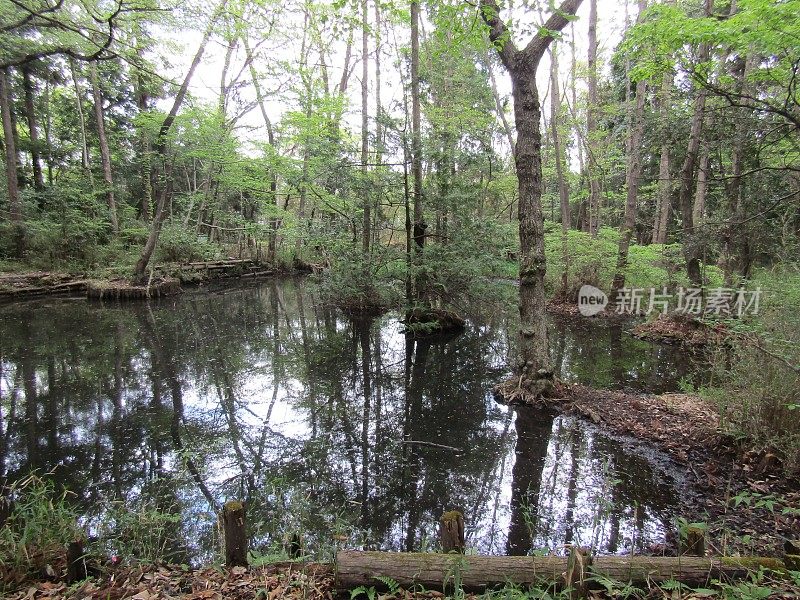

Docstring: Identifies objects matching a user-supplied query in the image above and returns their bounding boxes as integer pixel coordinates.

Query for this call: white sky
[159,0,633,161]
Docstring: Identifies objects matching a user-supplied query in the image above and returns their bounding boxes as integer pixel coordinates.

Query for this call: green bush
[155,222,221,264]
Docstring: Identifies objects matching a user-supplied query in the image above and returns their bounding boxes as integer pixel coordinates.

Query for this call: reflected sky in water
[0,279,703,561]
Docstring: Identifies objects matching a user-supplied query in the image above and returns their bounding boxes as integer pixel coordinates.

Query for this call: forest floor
[563,384,800,557]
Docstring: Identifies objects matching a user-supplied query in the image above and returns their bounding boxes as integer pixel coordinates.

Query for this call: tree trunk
[21,66,44,191]
[373,0,383,249]
[612,0,648,292]
[90,61,119,233]
[481,0,582,394]
[68,59,92,181]
[586,0,601,237]
[549,43,571,295]
[693,137,709,226]
[133,0,228,282]
[677,0,713,285]
[0,67,23,252]
[410,0,425,302]
[652,70,672,244]
[244,37,279,263]
[361,0,370,255]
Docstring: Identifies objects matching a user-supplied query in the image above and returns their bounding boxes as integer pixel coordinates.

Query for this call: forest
[1,0,800,597]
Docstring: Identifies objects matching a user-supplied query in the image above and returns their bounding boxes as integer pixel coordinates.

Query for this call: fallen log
[335,551,787,591]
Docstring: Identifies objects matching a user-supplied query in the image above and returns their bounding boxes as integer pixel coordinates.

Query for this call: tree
[90,61,119,232]
[480,0,583,395]
[132,0,228,282]
[611,0,648,293]
[585,0,601,237]
[0,67,23,249]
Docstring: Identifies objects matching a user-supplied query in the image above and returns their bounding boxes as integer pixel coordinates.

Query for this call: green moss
[720,556,786,572]
[441,510,463,523]
[224,500,244,512]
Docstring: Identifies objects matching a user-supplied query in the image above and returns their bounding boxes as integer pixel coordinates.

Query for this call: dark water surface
[0,279,705,561]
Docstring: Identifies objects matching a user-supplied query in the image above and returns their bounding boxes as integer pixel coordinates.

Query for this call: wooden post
[564,546,591,599]
[0,495,13,528]
[680,525,706,557]
[66,540,87,583]
[440,510,465,553]
[785,540,800,571]
[286,532,303,558]
[221,500,248,568]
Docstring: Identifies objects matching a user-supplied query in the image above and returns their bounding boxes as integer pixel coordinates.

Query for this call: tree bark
[21,66,44,192]
[0,68,22,233]
[481,0,583,392]
[361,0,370,255]
[612,0,648,292]
[244,37,279,263]
[90,61,119,233]
[68,59,92,181]
[586,0,601,237]
[652,70,672,244]
[677,0,713,284]
[410,0,425,302]
[336,551,785,591]
[549,43,571,295]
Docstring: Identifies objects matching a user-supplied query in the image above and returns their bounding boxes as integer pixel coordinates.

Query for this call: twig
[401,440,463,453]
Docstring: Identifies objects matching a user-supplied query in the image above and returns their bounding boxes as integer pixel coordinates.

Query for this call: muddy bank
[562,384,800,555]
[631,313,728,346]
[0,260,278,303]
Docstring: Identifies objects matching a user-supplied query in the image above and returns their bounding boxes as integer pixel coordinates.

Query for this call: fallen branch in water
[401,439,463,453]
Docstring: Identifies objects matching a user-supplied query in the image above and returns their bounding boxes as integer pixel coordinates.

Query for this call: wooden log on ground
[221,500,248,568]
[440,511,465,553]
[334,551,788,591]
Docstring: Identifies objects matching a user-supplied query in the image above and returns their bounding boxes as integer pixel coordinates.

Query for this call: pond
[0,279,706,563]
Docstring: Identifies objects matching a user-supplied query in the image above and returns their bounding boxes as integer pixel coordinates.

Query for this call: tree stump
[680,525,706,557]
[564,546,591,599]
[440,510,465,553]
[221,500,248,568]
[66,540,88,584]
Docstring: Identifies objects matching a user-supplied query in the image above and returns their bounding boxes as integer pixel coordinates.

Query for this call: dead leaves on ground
[4,563,334,600]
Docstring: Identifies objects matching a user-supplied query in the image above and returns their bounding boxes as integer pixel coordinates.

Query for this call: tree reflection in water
[0,280,696,561]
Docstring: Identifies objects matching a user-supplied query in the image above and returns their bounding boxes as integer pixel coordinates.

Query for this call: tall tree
[0,67,23,241]
[21,65,44,191]
[90,61,119,233]
[481,0,583,395]
[133,0,229,282]
[361,0,370,254]
[549,43,571,295]
[586,0,601,237]
[651,70,672,244]
[676,0,713,284]
[612,0,648,293]
[410,0,425,303]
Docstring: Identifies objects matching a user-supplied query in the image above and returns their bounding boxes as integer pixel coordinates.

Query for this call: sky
[157,0,634,161]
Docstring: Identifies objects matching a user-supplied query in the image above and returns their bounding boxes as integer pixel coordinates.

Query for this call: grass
[698,265,800,472]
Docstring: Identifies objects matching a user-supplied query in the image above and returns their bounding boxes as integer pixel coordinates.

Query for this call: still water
[0,279,704,561]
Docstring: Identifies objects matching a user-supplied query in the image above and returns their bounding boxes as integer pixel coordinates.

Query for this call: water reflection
[0,280,696,560]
